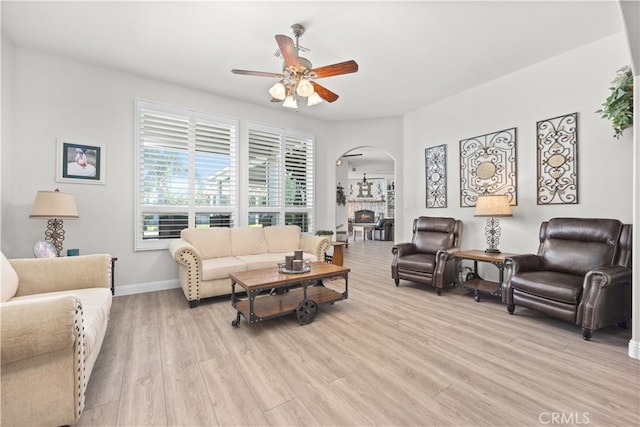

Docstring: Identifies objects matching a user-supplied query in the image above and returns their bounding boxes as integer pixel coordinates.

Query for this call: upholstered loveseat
[1,253,113,426]
[169,225,330,307]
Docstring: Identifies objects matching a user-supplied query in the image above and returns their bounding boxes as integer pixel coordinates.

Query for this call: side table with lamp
[453,194,515,302]
[29,189,117,295]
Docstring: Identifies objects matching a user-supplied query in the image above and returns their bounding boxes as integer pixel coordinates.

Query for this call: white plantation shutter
[194,119,237,208]
[135,100,238,250]
[248,128,281,208]
[247,123,314,231]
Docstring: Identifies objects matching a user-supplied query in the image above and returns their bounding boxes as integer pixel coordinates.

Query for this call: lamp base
[484,248,501,254]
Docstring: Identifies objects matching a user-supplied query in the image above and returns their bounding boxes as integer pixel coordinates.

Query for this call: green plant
[598,65,634,139]
[315,230,334,236]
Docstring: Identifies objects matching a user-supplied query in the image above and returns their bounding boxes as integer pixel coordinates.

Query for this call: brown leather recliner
[391,217,462,295]
[505,218,632,340]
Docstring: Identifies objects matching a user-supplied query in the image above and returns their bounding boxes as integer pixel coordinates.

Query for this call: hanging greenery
[336,183,346,206]
[598,65,634,139]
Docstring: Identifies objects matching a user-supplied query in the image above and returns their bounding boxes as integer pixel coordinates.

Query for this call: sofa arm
[579,266,632,335]
[1,295,87,426]
[10,254,112,297]
[1,295,84,364]
[300,234,330,262]
[168,239,203,304]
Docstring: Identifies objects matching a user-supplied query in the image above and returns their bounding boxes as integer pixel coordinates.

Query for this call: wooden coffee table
[230,262,349,327]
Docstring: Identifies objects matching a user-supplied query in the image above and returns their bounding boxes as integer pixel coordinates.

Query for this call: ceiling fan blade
[311,60,359,78]
[232,69,284,78]
[275,35,299,68]
[310,81,339,103]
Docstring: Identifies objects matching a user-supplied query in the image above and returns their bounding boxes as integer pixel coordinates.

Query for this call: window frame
[245,121,315,231]
[134,99,239,250]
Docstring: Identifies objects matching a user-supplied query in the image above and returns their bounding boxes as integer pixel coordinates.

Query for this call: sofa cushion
[1,253,19,302]
[510,271,583,304]
[181,227,232,258]
[236,252,319,272]
[201,257,247,281]
[237,253,288,271]
[231,227,269,256]
[397,253,436,273]
[263,225,301,253]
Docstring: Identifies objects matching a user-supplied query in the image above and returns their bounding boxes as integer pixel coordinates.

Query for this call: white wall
[1,41,335,291]
[1,37,404,294]
[1,32,15,251]
[402,32,634,255]
[324,117,403,235]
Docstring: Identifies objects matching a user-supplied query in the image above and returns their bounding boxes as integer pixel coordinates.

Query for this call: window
[247,123,314,231]
[135,100,238,250]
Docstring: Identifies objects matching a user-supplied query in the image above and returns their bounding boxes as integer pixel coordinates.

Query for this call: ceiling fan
[231,23,359,109]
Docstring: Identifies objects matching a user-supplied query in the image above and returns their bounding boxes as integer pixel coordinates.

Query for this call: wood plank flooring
[78,240,640,426]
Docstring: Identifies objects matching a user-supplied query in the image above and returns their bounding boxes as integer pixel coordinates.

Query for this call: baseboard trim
[114,279,179,296]
[628,339,640,360]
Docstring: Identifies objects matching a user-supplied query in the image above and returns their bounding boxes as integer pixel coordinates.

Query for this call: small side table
[452,250,517,302]
[111,257,117,295]
[352,225,376,241]
[330,242,348,266]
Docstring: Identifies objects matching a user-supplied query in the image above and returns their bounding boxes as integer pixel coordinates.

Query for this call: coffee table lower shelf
[233,286,344,325]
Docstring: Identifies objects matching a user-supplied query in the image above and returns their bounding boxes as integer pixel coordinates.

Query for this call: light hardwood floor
[78,240,640,426]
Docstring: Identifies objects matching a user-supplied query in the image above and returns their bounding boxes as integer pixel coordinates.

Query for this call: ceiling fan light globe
[296,78,314,97]
[307,92,323,106]
[269,82,286,100]
[283,95,298,109]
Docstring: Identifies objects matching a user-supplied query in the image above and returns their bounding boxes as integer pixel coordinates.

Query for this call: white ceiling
[1,1,625,124]
[1,1,626,177]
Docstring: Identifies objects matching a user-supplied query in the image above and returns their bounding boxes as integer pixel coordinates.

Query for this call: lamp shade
[30,190,79,219]
[296,78,314,97]
[282,95,298,109]
[307,92,323,106]
[474,195,512,217]
[268,82,286,100]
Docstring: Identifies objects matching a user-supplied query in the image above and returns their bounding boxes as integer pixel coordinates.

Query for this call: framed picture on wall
[459,127,517,207]
[56,139,106,185]
[536,112,578,204]
[425,144,447,208]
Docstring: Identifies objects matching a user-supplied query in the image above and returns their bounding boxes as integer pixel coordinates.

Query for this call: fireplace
[354,209,375,224]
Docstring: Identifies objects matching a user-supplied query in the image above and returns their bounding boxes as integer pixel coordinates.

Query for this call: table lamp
[30,189,79,256]
[474,194,511,253]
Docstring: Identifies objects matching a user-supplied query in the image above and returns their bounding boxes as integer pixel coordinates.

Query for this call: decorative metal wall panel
[536,112,578,205]
[459,128,517,207]
[425,144,447,208]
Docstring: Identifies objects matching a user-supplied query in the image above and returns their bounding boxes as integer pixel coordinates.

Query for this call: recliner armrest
[392,242,417,257]
[504,254,542,273]
[584,265,632,289]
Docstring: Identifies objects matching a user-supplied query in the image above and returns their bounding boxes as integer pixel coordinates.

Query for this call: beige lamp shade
[30,190,79,219]
[474,195,512,217]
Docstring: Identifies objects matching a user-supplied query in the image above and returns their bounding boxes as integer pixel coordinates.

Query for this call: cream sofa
[1,253,113,427]
[169,225,330,307]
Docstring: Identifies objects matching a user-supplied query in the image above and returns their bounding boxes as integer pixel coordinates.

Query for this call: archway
[335,146,396,243]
